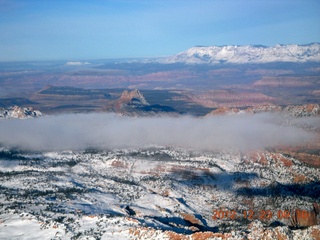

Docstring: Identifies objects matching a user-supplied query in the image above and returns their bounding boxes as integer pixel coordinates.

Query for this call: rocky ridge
[206,104,320,117]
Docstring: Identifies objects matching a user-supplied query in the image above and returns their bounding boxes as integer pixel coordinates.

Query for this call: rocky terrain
[181,90,277,108]
[25,86,180,116]
[0,106,42,119]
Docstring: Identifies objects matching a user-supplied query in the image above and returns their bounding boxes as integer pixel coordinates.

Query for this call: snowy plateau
[0,145,319,239]
[161,43,320,64]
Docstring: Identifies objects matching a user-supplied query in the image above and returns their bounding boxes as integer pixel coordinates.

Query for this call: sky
[0,0,319,61]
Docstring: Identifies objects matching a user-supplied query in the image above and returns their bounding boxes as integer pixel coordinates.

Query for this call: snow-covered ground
[0,146,319,239]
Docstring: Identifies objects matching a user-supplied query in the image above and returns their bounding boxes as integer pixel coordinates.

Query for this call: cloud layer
[0,113,316,152]
[65,61,91,66]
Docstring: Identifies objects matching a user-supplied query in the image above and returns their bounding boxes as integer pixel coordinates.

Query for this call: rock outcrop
[0,106,42,119]
[113,89,177,116]
[119,89,149,106]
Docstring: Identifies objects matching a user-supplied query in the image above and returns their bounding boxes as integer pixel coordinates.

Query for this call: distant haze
[0,113,316,152]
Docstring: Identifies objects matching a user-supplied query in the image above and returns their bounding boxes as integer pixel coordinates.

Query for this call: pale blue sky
[0,0,319,61]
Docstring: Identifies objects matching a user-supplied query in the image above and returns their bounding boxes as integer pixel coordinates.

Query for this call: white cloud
[65,61,91,66]
[0,113,316,152]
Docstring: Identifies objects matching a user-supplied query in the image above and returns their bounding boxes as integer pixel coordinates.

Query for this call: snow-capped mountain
[162,43,320,64]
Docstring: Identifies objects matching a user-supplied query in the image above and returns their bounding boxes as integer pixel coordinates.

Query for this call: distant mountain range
[160,43,320,64]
